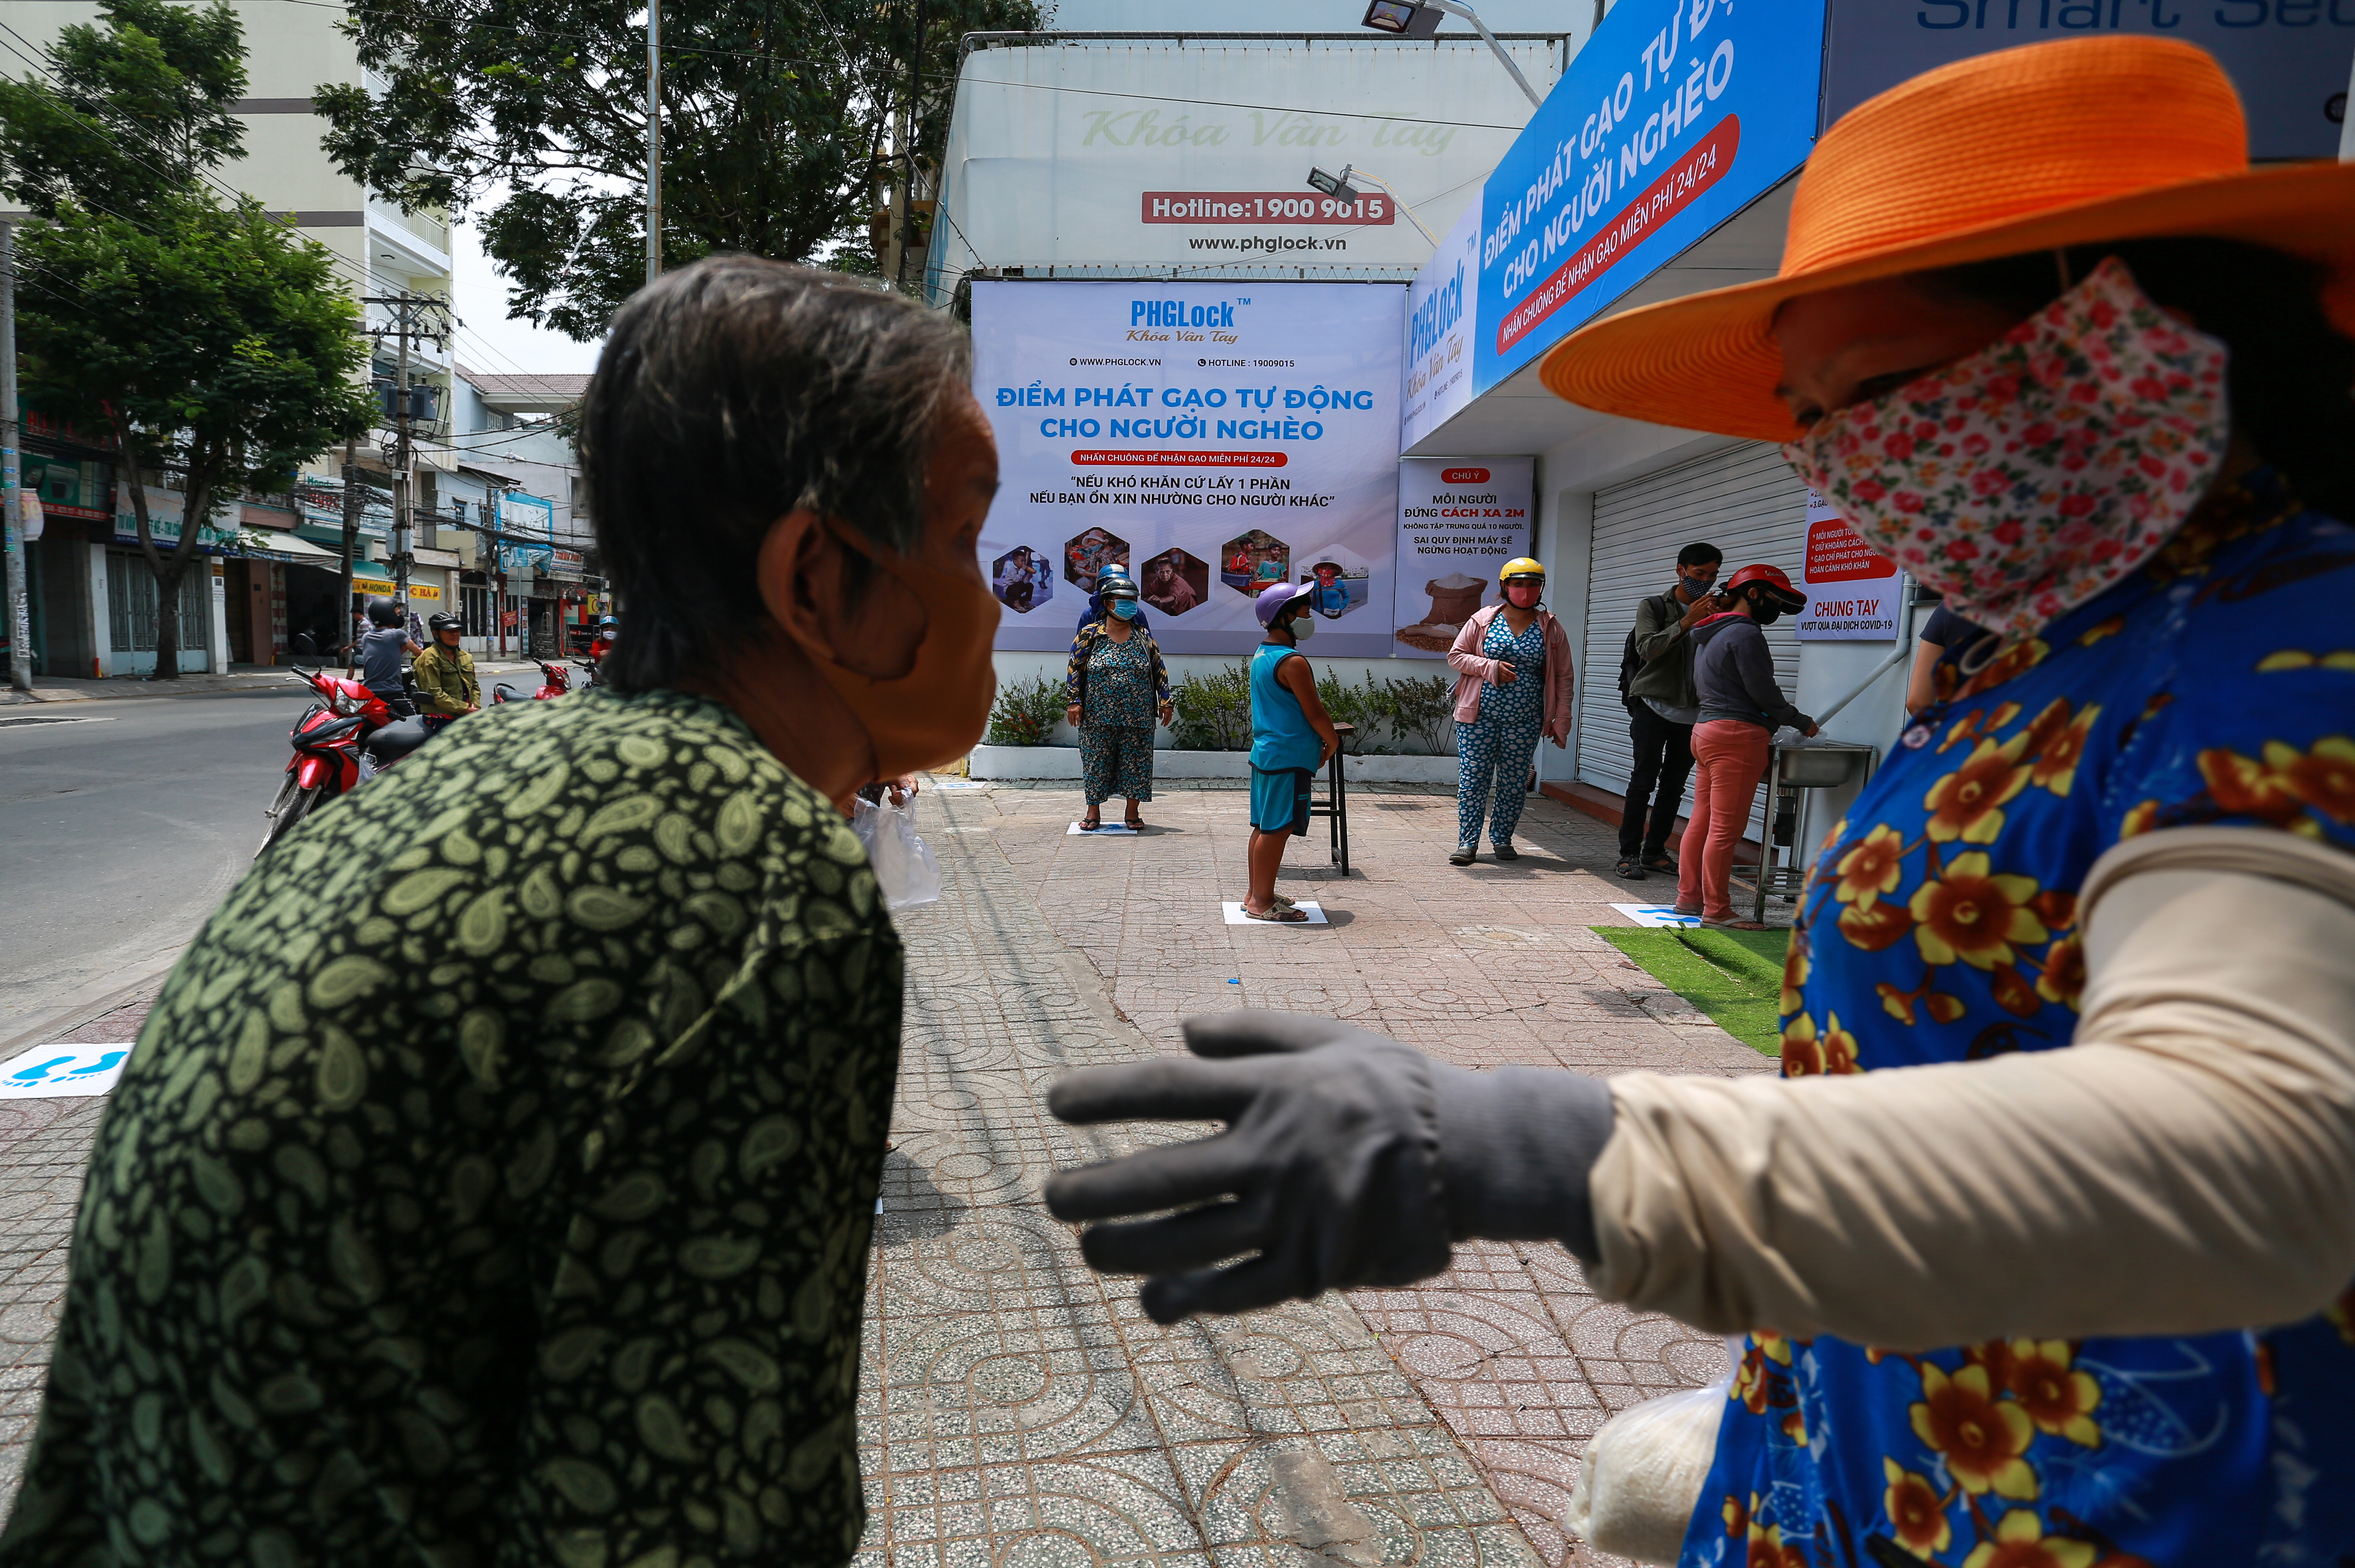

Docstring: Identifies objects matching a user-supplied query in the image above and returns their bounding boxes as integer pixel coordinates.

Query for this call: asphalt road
[0,686,323,1046]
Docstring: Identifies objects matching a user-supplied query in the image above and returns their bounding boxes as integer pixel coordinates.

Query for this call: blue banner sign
[1823,0,2351,161]
[1472,0,1827,394]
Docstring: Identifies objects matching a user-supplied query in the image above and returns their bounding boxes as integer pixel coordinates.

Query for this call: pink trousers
[1678,720,1770,921]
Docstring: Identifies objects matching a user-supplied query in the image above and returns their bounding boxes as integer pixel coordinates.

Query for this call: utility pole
[339,432,359,674]
[646,0,661,285]
[883,99,909,287]
[493,485,512,658]
[362,292,450,648]
[903,0,928,292]
[0,220,30,694]
[392,317,411,624]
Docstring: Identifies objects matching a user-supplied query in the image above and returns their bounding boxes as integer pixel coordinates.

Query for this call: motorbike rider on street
[356,598,421,716]
[410,611,479,734]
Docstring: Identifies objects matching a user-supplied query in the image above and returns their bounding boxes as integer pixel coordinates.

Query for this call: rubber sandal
[1615,857,1647,880]
[1449,845,1476,866]
[1270,893,1299,909]
[1242,902,1309,922]
[1124,816,1144,830]
[1641,853,1678,874]
[1671,903,1702,917]
[1078,814,1101,832]
[1701,916,1771,931]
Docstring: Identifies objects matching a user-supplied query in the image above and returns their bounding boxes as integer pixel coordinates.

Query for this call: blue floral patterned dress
[1684,471,2355,1568]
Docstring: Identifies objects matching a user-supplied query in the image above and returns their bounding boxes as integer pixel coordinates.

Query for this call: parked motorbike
[256,636,432,856]
[572,656,606,691]
[491,658,571,705]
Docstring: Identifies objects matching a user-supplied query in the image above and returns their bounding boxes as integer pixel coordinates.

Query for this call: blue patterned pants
[1456,716,1541,847]
[1079,724,1156,806]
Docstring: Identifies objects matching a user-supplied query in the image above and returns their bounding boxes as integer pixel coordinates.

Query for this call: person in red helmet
[1677,563,1815,929]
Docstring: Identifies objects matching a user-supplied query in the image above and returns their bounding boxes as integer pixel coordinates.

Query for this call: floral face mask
[1782,256,2230,641]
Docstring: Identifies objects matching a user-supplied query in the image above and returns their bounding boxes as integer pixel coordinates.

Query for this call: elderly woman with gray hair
[0,258,1001,1566]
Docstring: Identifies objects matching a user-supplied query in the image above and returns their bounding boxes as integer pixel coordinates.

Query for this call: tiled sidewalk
[0,989,161,1510]
[968,779,1774,1566]
[0,778,1769,1566]
[860,783,1539,1568]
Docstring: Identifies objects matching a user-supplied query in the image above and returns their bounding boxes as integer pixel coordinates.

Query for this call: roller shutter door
[1576,443,1806,829]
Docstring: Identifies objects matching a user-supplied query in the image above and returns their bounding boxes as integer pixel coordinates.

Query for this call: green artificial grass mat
[1592,925,1791,1056]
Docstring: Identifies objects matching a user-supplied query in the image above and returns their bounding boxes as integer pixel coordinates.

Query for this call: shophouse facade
[3,0,459,676]
[438,369,594,659]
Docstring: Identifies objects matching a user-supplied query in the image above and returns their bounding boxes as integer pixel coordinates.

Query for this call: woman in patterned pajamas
[1066,575,1173,830]
[1445,558,1575,864]
[0,260,1004,1568]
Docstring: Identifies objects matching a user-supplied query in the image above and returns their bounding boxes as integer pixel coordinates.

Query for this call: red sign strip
[1496,114,1742,357]
[1070,450,1290,467]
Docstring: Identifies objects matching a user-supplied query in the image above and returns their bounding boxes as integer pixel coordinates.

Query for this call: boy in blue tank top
[1243,582,1338,922]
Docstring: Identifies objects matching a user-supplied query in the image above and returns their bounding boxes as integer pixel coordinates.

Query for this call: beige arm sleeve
[1585,826,2355,1349]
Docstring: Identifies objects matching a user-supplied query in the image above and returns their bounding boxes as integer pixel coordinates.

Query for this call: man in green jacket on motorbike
[410,610,479,734]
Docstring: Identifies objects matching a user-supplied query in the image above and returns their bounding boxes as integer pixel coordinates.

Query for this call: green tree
[315,0,1041,340]
[0,1,373,678]
[0,0,246,216]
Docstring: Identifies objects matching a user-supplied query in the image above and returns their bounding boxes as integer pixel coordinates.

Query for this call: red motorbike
[491,658,571,705]
[256,659,431,856]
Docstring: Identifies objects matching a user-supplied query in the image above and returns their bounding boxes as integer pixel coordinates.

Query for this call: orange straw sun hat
[1537,35,2355,443]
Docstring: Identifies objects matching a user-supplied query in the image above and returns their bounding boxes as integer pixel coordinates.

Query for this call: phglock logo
[1132,299,1237,328]
[1409,263,1465,364]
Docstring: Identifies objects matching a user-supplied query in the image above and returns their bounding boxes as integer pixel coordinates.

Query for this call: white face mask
[1290,610,1315,640]
[1782,257,2230,641]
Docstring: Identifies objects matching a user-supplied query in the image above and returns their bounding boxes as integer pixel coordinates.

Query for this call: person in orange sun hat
[1034,35,2355,1568]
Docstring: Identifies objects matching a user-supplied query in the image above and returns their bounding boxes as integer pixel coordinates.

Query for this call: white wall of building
[930,35,1574,304]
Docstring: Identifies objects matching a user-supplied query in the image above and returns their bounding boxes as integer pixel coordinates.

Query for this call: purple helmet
[1254,580,1314,627]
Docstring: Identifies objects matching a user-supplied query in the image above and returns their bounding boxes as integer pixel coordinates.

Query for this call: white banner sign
[1796,489,1903,641]
[1391,457,1534,659]
[1400,205,1480,452]
[930,39,1554,295]
[975,280,1407,658]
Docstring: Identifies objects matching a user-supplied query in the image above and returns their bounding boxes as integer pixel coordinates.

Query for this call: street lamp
[1358,0,1544,109]
[1306,164,1441,245]
[1307,165,1362,205]
[1361,0,1441,34]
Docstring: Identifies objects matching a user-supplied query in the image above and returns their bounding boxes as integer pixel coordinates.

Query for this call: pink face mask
[1505,583,1543,609]
[1782,256,2230,641]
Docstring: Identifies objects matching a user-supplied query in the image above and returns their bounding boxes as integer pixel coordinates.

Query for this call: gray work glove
[1043,1010,1616,1323]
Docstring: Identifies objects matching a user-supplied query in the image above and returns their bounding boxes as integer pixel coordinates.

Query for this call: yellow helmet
[1500,557,1546,582]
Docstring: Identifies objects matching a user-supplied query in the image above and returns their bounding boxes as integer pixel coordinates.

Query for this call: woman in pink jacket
[1445,558,1575,864]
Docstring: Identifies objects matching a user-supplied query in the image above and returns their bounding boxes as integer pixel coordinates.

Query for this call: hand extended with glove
[1043,1010,1618,1322]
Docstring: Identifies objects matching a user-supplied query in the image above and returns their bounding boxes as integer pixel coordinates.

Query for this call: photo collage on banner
[1391,457,1535,658]
[972,280,1406,658]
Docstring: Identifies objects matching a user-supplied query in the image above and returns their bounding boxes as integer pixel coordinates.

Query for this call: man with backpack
[1615,541,1720,880]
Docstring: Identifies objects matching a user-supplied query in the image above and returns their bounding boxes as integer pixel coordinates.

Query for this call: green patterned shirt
[0,689,902,1568]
